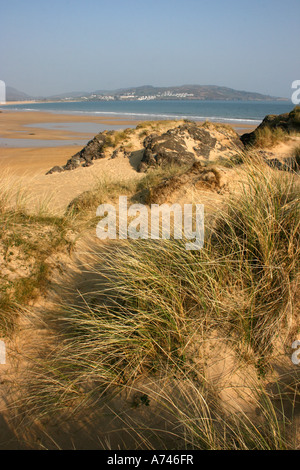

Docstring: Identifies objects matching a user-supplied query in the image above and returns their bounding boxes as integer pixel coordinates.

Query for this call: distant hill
[5,84,287,102]
[49,85,285,102]
[6,86,33,101]
[107,85,281,101]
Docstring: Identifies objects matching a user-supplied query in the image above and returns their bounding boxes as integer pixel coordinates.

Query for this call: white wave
[74,110,262,124]
[0,104,263,124]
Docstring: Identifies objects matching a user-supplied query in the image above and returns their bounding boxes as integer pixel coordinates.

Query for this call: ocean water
[1,100,295,125]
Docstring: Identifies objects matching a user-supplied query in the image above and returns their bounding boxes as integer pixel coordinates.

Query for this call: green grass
[136,163,191,192]
[102,128,135,149]
[211,164,299,355]
[253,127,289,148]
[136,120,177,131]
[0,183,76,335]
[66,176,140,221]
[133,374,292,450]
[293,145,300,165]
[18,158,300,449]
[66,164,192,220]
[245,106,300,149]
[136,120,182,140]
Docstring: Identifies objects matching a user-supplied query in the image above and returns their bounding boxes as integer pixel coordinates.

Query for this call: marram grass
[18,158,300,449]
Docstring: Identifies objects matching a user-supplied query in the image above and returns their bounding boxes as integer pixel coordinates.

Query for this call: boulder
[138,122,243,172]
[45,165,64,175]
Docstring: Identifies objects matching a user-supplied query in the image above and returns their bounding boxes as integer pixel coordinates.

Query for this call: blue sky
[0,0,299,97]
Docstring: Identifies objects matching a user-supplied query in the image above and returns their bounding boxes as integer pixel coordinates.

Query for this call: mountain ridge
[5,84,288,102]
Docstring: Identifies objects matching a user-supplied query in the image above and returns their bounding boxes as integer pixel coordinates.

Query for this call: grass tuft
[17,158,300,450]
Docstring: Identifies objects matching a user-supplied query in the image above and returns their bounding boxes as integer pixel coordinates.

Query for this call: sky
[0,0,299,98]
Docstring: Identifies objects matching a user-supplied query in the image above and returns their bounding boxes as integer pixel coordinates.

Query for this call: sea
[1,99,295,126]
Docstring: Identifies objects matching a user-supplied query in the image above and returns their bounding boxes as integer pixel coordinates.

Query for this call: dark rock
[111,149,119,159]
[138,128,195,172]
[110,146,132,160]
[266,156,300,172]
[46,131,108,175]
[46,165,64,175]
[266,158,290,171]
[138,122,242,172]
[285,154,300,171]
[241,106,300,147]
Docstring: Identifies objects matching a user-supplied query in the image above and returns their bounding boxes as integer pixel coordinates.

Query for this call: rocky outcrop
[46,121,244,175]
[266,155,300,172]
[46,132,109,174]
[253,149,300,172]
[110,146,132,160]
[241,106,300,147]
[140,131,195,171]
[138,122,243,172]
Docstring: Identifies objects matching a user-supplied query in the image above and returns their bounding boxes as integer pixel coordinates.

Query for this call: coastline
[0,109,257,177]
[0,100,82,106]
[0,109,257,140]
[3,99,285,127]
[0,110,139,141]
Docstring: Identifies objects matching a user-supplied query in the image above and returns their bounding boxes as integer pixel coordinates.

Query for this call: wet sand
[0,110,141,175]
[0,110,139,141]
[0,109,256,140]
[0,110,257,177]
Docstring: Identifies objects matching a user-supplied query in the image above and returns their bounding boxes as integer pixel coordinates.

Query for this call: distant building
[119,95,136,100]
[137,95,156,101]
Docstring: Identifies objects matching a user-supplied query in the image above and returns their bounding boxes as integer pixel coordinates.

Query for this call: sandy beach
[1,0,299,451]
[0,109,258,213]
[0,109,257,173]
[0,110,138,141]
[0,106,299,450]
[0,110,140,173]
[0,111,140,172]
